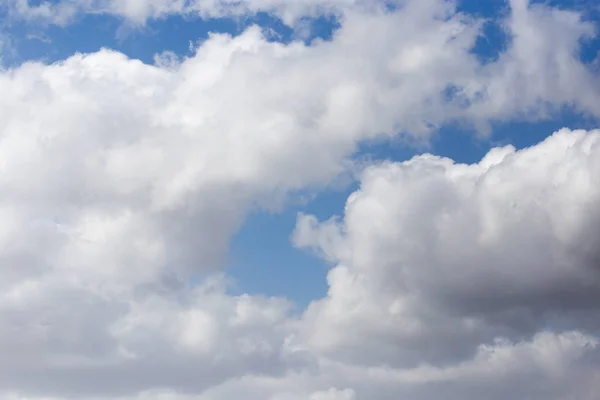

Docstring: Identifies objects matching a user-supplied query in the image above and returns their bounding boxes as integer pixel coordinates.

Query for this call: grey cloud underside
[1,0,600,399]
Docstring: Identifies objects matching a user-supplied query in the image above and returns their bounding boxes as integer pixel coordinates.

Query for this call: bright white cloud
[0,0,600,399]
[295,128,600,368]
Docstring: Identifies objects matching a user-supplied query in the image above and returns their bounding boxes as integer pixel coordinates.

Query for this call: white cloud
[295,128,600,368]
[463,0,600,127]
[0,1,600,399]
[3,0,595,292]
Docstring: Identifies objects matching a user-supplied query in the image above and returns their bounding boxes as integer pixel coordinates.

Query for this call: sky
[0,0,600,399]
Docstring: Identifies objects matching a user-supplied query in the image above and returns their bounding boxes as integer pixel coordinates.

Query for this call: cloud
[6,0,374,26]
[295,128,600,368]
[463,0,600,126]
[96,330,598,400]
[2,0,595,291]
[0,1,599,399]
[0,276,301,397]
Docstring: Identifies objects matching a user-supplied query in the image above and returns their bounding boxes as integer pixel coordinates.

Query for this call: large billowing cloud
[0,0,599,399]
[291,128,600,399]
[295,128,600,365]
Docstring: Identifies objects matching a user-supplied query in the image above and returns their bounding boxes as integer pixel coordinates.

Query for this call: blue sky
[1,1,600,399]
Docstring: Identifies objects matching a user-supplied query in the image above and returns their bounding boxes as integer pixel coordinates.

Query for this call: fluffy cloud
[2,0,595,290]
[0,0,599,399]
[1,276,300,397]
[295,128,600,369]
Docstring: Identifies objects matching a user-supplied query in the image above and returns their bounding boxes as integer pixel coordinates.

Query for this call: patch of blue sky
[0,6,339,66]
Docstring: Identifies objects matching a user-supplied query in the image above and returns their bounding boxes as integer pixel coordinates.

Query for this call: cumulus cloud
[295,128,600,368]
[0,0,599,399]
[1,276,301,397]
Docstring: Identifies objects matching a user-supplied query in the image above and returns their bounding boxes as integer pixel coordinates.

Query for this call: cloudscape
[0,0,599,399]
